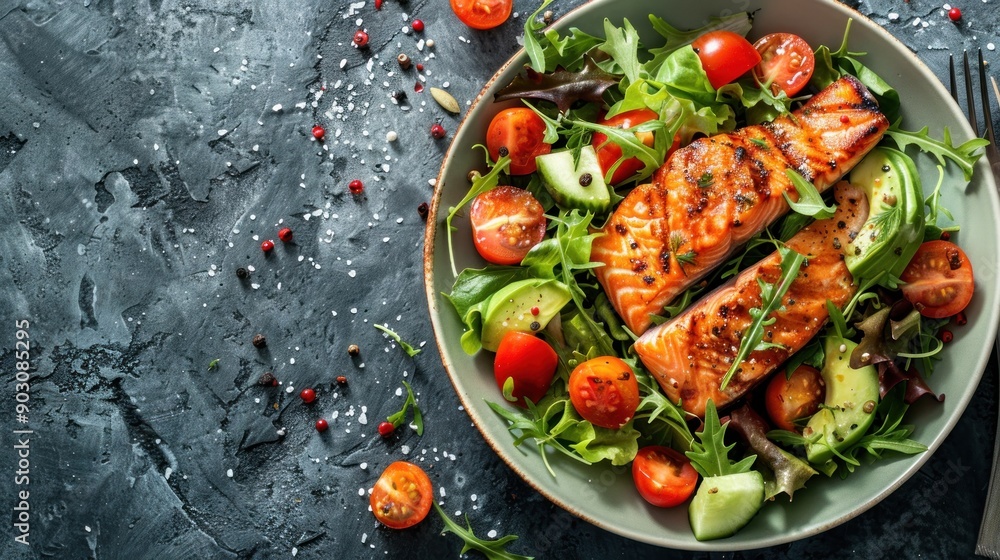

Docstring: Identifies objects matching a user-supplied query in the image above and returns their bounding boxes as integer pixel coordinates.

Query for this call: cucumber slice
[535,146,611,212]
[689,471,765,541]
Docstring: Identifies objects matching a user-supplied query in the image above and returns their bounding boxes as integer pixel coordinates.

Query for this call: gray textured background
[0,0,997,558]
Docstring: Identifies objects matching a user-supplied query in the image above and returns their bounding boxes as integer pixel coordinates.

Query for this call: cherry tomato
[568,356,640,430]
[370,461,433,529]
[691,30,762,90]
[486,108,551,175]
[752,33,815,97]
[764,364,825,432]
[469,185,546,265]
[900,240,975,319]
[494,331,558,405]
[591,109,667,185]
[632,446,699,508]
[449,0,512,30]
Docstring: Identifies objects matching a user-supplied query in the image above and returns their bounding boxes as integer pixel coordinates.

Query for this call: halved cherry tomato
[486,108,551,175]
[900,240,975,319]
[469,185,546,265]
[764,364,825,432]
[632,446,699,508]
[568,356,640,430]
[752,33,815,97]
[370,461,433,529]
[449,0,512,30]
[591,109,673,186]
[494,331,558,406]
[691,30,762,90]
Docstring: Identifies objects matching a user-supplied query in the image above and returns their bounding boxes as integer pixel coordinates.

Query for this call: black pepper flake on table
[1,0,996,559]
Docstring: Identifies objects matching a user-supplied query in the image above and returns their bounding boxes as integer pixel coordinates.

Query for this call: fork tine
[979,49,996,146]
[949,54,959,102]
[964,51,981,136]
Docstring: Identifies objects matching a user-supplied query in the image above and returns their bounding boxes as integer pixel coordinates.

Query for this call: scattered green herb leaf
[720,244,806,390]
[434,502,534,560]
[387,380,424,435]
[207,359,220,371]
[374,324,422,357]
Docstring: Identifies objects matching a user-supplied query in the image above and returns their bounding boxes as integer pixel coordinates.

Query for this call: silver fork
[951,49,1000,559]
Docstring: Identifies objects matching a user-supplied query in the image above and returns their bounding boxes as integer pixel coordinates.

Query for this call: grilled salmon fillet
[591,75,888,335]
[633,182,870,417]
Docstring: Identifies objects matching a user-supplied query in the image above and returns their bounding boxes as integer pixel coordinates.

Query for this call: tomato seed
[353,30,369,47]
[300,388,317,404]
[278,227,293,242]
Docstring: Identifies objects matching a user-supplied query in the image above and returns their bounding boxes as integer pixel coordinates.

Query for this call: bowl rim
[422,0,1000,550]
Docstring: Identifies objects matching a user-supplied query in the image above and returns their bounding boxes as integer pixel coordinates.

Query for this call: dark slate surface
[0,0,997,558]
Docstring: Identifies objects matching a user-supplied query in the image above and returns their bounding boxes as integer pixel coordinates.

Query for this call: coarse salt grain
[226,469,234,478]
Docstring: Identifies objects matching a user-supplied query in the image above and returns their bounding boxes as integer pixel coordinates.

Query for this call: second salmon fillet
[633,182,869,417]
[591,75,889,335]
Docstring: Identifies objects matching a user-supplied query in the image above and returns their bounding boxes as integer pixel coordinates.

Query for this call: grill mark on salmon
[591,76,889,335]
[633,182,869,417]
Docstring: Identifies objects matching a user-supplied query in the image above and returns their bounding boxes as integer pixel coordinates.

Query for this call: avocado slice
[804,335,880,465]
[479,278,572,352]
[535,146,612,212]
[844,147,925,286]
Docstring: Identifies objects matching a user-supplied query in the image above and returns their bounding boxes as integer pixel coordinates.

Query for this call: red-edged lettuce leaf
[493,56,619,113]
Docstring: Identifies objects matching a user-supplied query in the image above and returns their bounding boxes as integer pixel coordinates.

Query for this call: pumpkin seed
[430,87,460,114]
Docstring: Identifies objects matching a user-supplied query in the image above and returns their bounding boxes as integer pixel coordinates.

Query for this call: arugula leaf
[646,11,752,66]
[782,169,836,219]
[719,244,807,390]
[374,324,422,357]
[386,380,424,435]
[685,400,756,478]
[434,503,534,560]
[810,19,900,122]
[634,366,694,451]
[522,0,556,72]
[540,27,603,72]
[885,125,988,182]
[599,18,643,86]
[922,165,960,241]
[446,156,511,277]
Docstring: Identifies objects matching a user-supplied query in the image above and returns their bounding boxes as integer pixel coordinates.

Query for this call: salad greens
[441,4,984,543]
[434,502,534,560]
